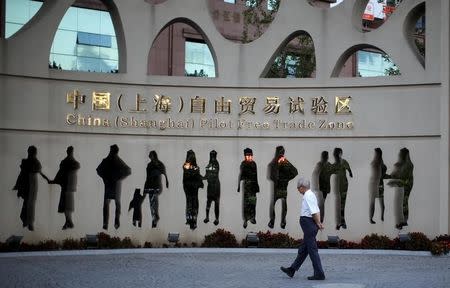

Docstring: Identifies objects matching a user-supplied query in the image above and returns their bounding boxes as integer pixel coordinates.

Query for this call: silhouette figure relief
[129,188,145,228]
[48,146,80,230]
[96,144,131,230]
[12,146,48,231]
[144,151,169,228]
[311,151,333,223]
[268,146,298,229]
[203,150,221,226]
[388,148,414,230]
[183,150,204,230]
[369,148,390,225]
[331,148,353,230]
[237,148,260,229]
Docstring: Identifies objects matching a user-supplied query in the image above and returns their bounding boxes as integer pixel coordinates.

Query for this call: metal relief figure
[129,188,145,227]
[268,146,298,229]
[48,146,80,230]
[388,148,414,230]
[331,148,353,230]
[144,150,169,228]
[237,148,260,229]
[12,146,48,231]
[183,150,204,230]
[203,150,220,226]
[369,148,390,224]
[96,144,131,230]
[312,151,333,223]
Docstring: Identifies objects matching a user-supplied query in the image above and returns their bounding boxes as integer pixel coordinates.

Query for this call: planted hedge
[1,231,449,256]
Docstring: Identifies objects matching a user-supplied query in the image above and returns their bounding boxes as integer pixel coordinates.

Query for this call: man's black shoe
[307,275,325,280]
[280,266,294,278]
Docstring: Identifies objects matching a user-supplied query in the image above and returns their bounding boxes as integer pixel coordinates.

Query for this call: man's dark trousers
[290,216,325,277]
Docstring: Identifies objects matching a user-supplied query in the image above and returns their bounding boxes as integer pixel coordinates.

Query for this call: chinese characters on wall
[65,90,354,131]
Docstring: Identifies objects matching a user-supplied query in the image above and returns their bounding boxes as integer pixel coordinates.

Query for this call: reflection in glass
[264,32,316,78]
[5,0,43,38]
[338,48,400,77]
[149,22,217,77]
[49,1,119,73]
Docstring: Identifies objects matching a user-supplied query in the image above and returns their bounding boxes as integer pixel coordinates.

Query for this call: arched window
[262,31,316,78]
[148,20,217,78]
[334,46,400,77]
[49,0,119,73]
[3,0,44,38]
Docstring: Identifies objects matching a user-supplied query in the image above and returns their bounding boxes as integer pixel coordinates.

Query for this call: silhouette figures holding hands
[48,146,80,230]
[97,144,131,230]
[238,148,259,229]
[144,150,169,228]
[183,150,204,230]
[203,150,221,226]
[12,146,48,231]
[268,146,298,229]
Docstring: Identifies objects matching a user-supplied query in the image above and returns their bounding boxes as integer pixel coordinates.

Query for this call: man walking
[280,177,325,281]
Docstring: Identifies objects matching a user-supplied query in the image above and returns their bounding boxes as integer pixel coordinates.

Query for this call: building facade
[0,0,448,245]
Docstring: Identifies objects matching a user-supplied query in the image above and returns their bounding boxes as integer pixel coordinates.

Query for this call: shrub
[256,231,298,248]
[143,242,153,248]
[62,238,86,250]
[338,240,361,249]
[361,234,394,250]
[317,241,328,249]
[202,229,239,248]
[38,240,60,251]
[430,241,449,256]
[121,237,136,248]
[394,232,432,251]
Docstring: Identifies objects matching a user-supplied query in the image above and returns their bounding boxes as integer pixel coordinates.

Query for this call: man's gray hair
[297,177,310,189]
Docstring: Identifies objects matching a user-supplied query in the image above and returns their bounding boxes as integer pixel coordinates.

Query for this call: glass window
[5,0,44,38]
[48,1,119,73]
[224,0,235,3]
[263,32,316,78]
[185,41,216,77]
[357,50,400,77]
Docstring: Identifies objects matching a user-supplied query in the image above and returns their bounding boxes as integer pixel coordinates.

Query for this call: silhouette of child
[128,188,145,227]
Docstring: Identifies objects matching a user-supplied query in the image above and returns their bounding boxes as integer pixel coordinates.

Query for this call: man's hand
[317,223,324,230]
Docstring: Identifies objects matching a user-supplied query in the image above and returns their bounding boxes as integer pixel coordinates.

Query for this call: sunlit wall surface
[184,41,216,77]
[5,0,43,38]
[49,5,118,73]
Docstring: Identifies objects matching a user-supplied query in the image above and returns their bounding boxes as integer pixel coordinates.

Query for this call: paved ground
[0,249,449,288]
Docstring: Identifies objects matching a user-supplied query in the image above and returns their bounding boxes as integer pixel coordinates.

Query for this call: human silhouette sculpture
[12,146,48,231]
[96,144,131,230]
[129,188,145,228]
[312,151,333,223]
[48,146,80,230]
[237,148,259,229]
[331,148,353,230]
[144,150,169,228]
[183,150,204,230]
[388,148,414,230]
[369,148,390,224]
[268,146,298,229]
[203,150,221,226]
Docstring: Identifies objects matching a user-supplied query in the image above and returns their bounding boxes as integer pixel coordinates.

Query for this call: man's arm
[312,213,324,229]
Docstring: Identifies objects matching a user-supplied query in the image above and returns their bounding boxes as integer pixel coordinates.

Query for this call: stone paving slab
[0,250,449,288]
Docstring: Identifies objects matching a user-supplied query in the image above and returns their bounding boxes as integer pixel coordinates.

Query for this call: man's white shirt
[301,189,320,217]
